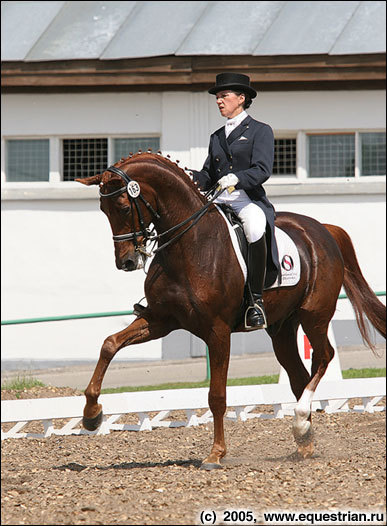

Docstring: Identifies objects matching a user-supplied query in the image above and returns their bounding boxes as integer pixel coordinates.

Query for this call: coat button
[215,157,220,162]
[229,165,233,169]
[217,169,221,172]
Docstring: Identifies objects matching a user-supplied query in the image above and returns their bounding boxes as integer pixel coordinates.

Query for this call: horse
[76,151,386,470]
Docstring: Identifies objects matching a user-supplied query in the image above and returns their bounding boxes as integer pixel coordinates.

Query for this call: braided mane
[115,151,207,204]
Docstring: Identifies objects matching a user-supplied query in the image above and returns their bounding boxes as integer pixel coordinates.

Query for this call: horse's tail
[324,223,386,352]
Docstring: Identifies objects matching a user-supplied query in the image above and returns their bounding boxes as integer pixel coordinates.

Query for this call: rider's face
[216,90,245,119]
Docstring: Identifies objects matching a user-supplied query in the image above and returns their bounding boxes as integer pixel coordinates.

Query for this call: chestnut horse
[77,152,385,470]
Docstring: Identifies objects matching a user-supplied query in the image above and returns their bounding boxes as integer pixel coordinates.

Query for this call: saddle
[218,204,248,261]
[217,204,279,289]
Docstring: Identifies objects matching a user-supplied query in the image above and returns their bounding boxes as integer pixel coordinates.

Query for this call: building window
[4,133,384,184]
[63,138,108,181]
[6,139,49,182]
[360,132,386,176]
[113,137,160,162]
[308,134,355,178]
[273,138,297,176]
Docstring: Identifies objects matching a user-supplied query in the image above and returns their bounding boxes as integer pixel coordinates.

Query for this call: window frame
[62,137,109,182]
[272,135,298,179]
[359,131,386,177]
[1,130,385,189]
[304,130,385,183]
[1,134,161,185]
[306,131,357,180]
[268,129,386,185]
[5,137,50,183]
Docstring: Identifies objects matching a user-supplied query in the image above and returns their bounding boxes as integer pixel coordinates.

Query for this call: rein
[99,166,223,256]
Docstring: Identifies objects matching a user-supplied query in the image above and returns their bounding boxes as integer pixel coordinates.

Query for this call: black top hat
[208,72,257,98]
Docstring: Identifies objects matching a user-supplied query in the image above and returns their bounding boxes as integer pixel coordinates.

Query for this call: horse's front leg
[201,323,231,471]
[83,315,165,431]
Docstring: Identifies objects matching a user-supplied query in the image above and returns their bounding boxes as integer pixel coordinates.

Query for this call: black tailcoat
[192,115,279,287]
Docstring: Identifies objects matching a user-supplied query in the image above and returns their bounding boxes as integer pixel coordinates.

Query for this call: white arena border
[1,378,385,440]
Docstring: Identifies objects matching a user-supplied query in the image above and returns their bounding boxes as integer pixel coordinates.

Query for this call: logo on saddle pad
[281,255,294,271]
[272,230,300,288]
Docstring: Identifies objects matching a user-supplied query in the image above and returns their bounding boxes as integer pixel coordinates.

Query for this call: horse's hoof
[200,462,223,471]
[293,420,314,445]
[133,303,146,316]
[83,411,103,431]
[296,442,314,459]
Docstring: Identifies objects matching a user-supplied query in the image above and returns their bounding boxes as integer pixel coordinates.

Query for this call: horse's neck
[128,157,216,242]
[149,171,206,230]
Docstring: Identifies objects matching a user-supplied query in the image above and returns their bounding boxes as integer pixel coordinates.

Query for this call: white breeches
[215,188,266,243]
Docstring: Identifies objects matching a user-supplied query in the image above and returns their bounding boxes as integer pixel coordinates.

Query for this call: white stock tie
[225,121,236,138]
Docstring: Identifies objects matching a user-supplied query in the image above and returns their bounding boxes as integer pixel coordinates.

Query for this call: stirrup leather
[244,299,267,330]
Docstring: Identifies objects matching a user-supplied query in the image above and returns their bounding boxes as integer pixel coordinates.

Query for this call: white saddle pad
[267,227,301,289]
[216,206,301,289]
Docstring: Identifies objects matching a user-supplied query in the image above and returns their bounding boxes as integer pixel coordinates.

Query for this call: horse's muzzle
[118,253,144,272]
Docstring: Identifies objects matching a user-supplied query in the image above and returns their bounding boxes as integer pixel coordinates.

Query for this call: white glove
[218,173,239,190]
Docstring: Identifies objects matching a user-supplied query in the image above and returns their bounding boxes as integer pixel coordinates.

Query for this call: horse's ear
[75,174,102,186]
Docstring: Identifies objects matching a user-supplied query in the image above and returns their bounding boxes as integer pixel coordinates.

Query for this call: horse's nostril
[124,259,136,271]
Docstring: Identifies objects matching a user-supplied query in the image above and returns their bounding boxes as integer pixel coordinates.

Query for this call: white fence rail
[2,378,385,440]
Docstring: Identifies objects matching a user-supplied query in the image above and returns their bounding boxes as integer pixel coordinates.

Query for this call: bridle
[99,166,160,256]
[99,165,223,257]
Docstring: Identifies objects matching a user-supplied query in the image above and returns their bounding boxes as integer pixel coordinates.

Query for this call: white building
[1,1,386,366]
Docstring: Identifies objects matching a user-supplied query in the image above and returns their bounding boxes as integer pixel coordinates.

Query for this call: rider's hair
[233,91,253,110]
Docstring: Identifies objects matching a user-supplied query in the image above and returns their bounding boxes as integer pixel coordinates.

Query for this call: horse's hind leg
[83,315,168,431]
[270,318,314,457]
[271,318,310,398]
[293,314,335,457]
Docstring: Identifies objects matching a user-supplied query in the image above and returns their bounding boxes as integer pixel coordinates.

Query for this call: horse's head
[76,164,159,271]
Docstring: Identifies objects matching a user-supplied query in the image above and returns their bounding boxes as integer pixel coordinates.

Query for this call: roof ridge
[99,1,139,59]
[327,0,362,55]
[23,0,67,61]
[174,1,213,55]
[251,1,287,54]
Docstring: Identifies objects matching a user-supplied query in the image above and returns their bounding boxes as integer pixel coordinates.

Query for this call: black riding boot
[245,235,268,330]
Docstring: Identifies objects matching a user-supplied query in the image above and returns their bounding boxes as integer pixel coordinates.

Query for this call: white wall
[1,198,162,362]
[1,92,163,136]
[2,90,385,175]
[1,89,385,362]
[248,90,386,131]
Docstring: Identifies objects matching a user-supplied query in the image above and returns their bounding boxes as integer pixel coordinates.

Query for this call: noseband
[99,165,224,257]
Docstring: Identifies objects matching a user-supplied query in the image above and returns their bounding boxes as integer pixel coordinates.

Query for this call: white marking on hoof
[294,414,311,438]
[293,388,314,444]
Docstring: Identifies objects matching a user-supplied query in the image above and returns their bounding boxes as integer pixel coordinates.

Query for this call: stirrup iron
[244,297,267,330]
